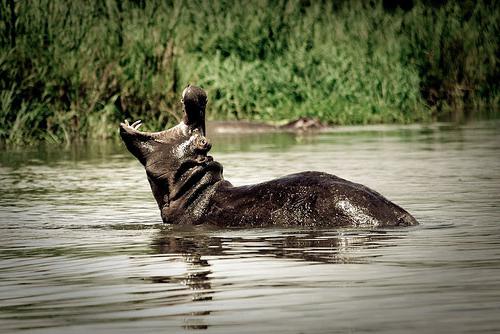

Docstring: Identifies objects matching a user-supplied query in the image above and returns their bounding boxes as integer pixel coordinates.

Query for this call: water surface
[1,122,499,333]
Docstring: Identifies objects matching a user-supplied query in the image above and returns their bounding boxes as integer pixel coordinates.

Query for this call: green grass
[0,0,498,144]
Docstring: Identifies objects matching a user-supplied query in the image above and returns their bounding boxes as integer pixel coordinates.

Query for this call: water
[1,121,499,333]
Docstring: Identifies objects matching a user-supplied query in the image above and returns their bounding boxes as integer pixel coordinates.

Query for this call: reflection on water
[152,228,405,264]
[1,121,500,333]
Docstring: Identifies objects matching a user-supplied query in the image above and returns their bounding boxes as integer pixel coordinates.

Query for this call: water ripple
[1,122,500,333]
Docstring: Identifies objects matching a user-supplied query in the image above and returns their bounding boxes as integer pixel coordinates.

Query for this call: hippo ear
[181,85,207,135]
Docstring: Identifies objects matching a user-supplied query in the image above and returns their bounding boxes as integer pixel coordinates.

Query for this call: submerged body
[120,85,418,227]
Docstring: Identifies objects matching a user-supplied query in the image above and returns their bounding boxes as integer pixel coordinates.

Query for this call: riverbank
[1,0,498,144]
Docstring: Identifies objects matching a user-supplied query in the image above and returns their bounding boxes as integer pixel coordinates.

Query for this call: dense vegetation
[0,0,498,144]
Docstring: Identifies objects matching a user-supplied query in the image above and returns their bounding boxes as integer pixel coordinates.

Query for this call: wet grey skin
[120,85,418,227]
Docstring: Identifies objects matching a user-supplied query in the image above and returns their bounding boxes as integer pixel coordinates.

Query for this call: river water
[1,121,499,333]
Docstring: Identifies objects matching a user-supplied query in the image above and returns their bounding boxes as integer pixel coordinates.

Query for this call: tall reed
[0,0,498,144]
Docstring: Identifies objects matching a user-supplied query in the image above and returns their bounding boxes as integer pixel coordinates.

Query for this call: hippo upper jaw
[182,85,207,136]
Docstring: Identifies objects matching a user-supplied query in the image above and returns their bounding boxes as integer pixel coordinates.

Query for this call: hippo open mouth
[120,85,418,227]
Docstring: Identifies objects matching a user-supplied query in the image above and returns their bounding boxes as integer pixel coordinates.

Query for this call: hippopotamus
[120,85,418,227]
